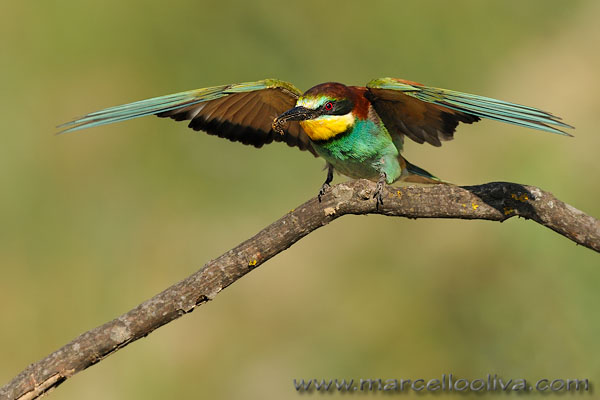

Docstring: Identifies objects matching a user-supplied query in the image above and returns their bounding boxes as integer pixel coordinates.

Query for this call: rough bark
[1,180,598,400]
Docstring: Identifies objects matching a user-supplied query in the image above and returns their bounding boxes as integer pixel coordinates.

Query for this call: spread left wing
[366,77,573,147]
[59,79,317,155]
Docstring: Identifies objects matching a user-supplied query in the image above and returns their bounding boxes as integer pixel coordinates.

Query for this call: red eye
[324,101,334,111]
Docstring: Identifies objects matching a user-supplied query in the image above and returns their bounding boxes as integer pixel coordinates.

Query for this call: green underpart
[311,118,401,183]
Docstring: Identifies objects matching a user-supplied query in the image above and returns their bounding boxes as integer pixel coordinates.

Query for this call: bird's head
[273,82,361,141]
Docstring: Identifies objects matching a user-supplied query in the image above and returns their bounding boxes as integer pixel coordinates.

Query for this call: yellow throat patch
[299,114,354,141]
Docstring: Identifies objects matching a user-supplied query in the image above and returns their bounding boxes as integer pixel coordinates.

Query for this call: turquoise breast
[310,119,402,183]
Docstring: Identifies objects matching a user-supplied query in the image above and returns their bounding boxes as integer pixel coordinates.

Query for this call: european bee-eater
[60,78,573,204]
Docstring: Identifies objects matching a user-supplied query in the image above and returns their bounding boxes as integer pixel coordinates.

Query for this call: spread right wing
[59,79,317,155]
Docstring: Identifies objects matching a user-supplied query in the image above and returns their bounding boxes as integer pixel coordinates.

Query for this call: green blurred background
[1,1,599,398]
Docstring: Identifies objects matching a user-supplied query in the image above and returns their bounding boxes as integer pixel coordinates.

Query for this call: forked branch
[1,180,598,400]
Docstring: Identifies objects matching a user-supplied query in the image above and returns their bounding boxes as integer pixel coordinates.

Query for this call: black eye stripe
[319,99,353,116]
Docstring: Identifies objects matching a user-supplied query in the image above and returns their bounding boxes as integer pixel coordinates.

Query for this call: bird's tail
[399,157,448,184]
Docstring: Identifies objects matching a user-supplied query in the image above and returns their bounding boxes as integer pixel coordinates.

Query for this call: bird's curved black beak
[272,106,319,135]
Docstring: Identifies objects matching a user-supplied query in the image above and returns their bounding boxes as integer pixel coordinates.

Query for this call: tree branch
[1,180,598,400]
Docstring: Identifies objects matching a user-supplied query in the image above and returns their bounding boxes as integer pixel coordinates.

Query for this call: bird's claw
[318,183,331,203]
[373,174,386,209]
[373,186,384,208]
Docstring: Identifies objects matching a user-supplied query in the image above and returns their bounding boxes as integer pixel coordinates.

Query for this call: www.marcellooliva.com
[293,374,591,393]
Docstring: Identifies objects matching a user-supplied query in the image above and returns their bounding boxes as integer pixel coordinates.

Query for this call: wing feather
[59,79,317,156]
[366,77,573,147]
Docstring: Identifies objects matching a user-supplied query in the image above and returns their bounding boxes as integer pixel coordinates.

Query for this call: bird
[59,78,573,205]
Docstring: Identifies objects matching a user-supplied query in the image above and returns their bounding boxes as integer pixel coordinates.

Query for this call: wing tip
[536,120,575,136]
[56,121,81,135]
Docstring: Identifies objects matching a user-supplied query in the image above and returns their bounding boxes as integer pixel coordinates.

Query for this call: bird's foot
[318,183,331,203]
[318,163,334,203]
[373,173,386,209]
